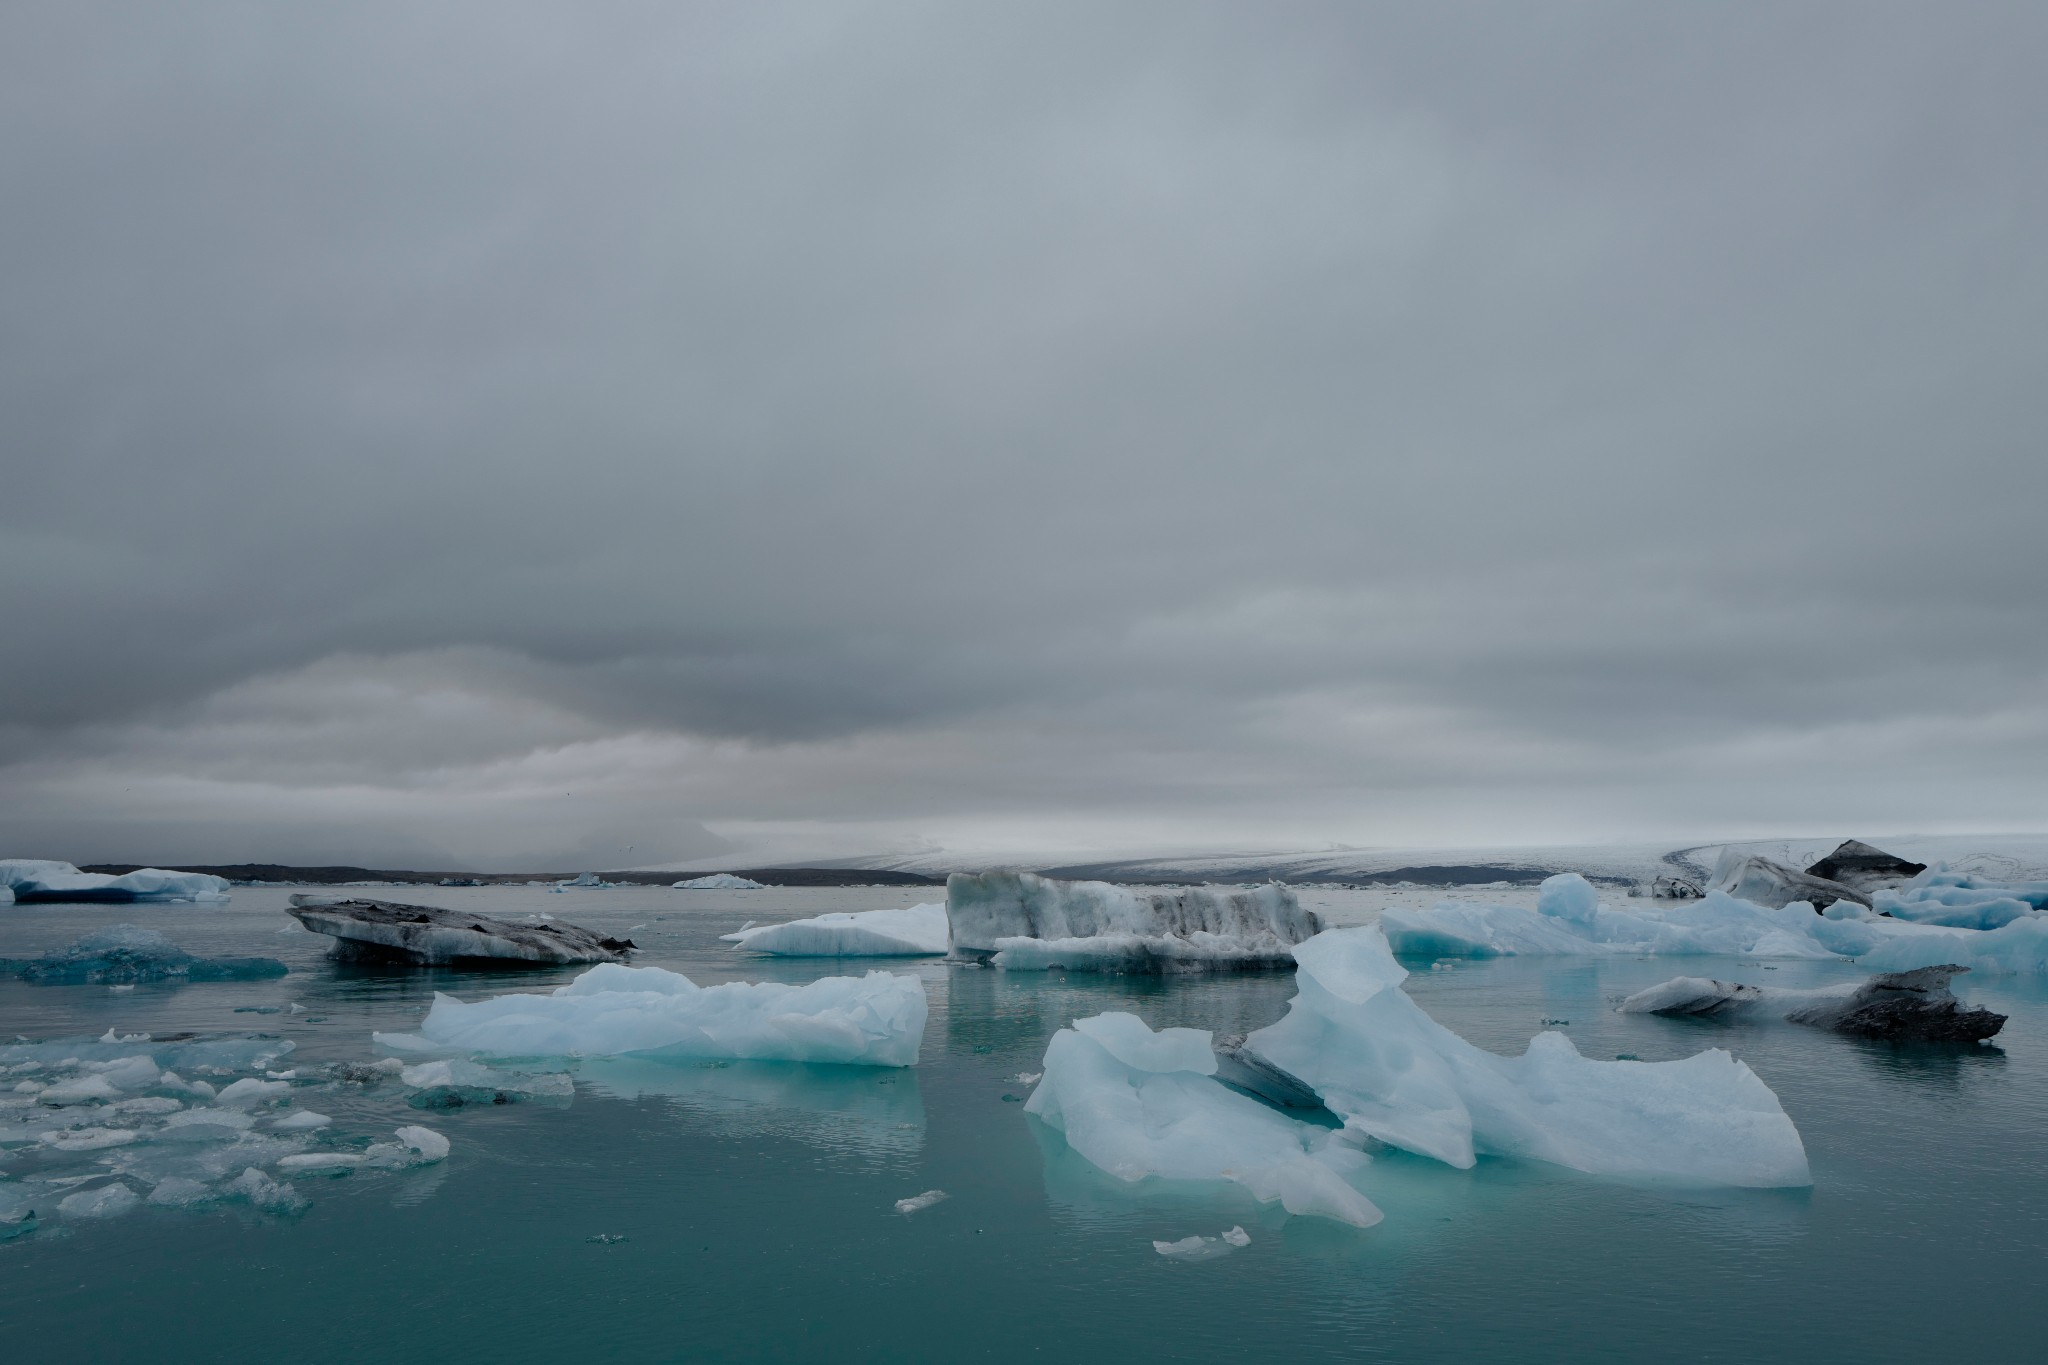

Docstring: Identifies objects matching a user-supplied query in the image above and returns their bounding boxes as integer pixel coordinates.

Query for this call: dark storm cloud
[2,2,2044,867]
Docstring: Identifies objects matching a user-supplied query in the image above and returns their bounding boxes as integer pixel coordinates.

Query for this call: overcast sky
[3,2,2044,871]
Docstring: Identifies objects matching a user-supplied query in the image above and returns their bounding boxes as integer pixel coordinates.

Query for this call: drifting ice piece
[0,859,230,905]
[1709,851,1868,910]
[947,871,1321,971]
[1620,964,2005,1042]
[721,903,947,957]
[288,895,635,966]
[675,874,766,890]
[0,924,286,984]
[1026,1012,1382,1227]
[1238,927,1811,1186]
[374,963,927,1067]
[400,1059,574,1107]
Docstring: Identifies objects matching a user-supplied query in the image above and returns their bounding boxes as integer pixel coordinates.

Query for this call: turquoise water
[3,886,2043,1363]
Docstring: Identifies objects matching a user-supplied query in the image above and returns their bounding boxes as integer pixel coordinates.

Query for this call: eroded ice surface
[0,859,230,905]
[721,903,947,956]
[288,895,634,966]
[1025,1012,1383,1226]
[949,871,1321,971]
[1870,865,2048,930]
[0,924,287,984]
[1241,927,1812,1187]
[375,963,927,1067]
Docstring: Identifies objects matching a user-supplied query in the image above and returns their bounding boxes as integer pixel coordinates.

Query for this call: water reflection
[573,1057,925,1161]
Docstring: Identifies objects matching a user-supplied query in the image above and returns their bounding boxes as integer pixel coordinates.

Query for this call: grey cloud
[2,2,2044,865]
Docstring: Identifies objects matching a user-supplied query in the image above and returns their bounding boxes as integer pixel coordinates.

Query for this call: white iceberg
[1240,926,1812,1187]
[1854,914,2048,976]
[374,962,927,1068]
[721,903,947,957]
[1708,851,1868,910]
[0,859,230,905]
[674,874,767,890]
[1025,1012,1383,1227]
[948,871,1322,971]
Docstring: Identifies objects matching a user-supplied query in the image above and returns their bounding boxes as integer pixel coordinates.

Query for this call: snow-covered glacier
[721,903,947,956]
[1241,927,1812,1186]
[373,963,927,1067]
[947,871,1321,971]
[0,859,230,905]
[1024,1012,1383,1226]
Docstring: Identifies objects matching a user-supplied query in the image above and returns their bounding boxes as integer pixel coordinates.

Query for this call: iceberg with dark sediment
[1620,964,2005,1042]
[373,962,927,1067]
[1237,927,1812,1186]
[721,903,947,956]
[947,871,1321,971]
[0,924,287,984]
[0,859,231,905]
[1708,851,1869,910]
[1025,1012,1383,1226]
[288,895,635,966]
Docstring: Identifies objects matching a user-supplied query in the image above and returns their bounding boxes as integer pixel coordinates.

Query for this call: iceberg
[1855,915,2048,976]
[0,859,230,905]
[1381,875,1856,961]
[1802,840,1928,896]
[675,874,766,890]
[374,963,927,1067]
[1025,1012,1383,1227]
[0,924,287,984]
[1619,964,2005,1042]
[558,872,613,888]
[1707,851,1869,910]
[947,871,1322,971]
[288,895,635,966]
[721,903,947,957]
[1238,927,1811,1187]
[1870,865,2048,930]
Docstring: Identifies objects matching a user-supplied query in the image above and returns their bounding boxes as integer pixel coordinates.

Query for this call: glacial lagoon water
[3,885,2045,1363]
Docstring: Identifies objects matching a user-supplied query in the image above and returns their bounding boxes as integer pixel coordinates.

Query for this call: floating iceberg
[1025,1012,1383,1226]
[675,874,766,890]
[1620,964,2004,1042]
[1708,851,1868,910]
[374,963,927,1067]
[0,924,287,984]
[1238,927,1811,1187]
[1870,865,2048,930]
[947,872,1321,971]
[288,895,635,966]
[1381,875,1860,961]
[1854,914,2048,976]
[1803,840,1927,896]
[0,859,230,905]
[558,872,613,888]
[721,903,947,956]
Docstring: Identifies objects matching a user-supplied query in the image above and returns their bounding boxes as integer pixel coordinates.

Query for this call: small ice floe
[275,1153,364,1176]
[287,895,635,967]
[1012,1072,1042,1085]
[947,872,1322,972]
[1619,964,2005,1041]
[57,1182,141,1219]
[399,1059,573,1109]
[1152,1226,1251,1261]
[227,1167,308,1215]
[721,903,948,957]
[270,1110,331,1132]
[587,1233,629,1244]
[894,1189,948,1215]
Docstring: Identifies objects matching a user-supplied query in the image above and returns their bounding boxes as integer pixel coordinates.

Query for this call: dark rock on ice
[288,895,635,966]
[1620,964,2004,1042]
[1211,1033,1333,1116]
[1803,840,1929,896]
[1651,875,1703,900]
[0,924,287,983]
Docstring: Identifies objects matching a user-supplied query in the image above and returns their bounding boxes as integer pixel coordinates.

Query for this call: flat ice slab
[675,874,766,890]
[374,962,927,1067]
[1240,926,1812,1187]
[288,895,635,966]
[721,903,948,957]
[0,859,230,905]
[948,871,1321,971]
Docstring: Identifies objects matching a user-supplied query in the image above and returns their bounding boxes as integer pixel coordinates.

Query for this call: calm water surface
[2,885,2043,1363]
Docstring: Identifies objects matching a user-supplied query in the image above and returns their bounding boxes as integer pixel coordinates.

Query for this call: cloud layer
[4,3,2044,868]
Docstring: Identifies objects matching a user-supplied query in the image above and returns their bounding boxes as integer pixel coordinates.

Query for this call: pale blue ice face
[3,884,2046,1364]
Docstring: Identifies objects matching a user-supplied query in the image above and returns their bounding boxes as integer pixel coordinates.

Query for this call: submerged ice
[375,962,927,1067]
[721,903,948,957]
[948,871,1321,971]
[0,924,287,984]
